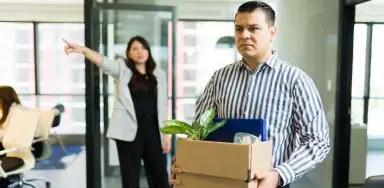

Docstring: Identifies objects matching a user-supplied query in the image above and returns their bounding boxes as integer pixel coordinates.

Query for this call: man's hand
[169,157,182,185]
[255,170,279,188]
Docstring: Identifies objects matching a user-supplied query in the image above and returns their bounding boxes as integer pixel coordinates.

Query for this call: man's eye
[250,27,258,31]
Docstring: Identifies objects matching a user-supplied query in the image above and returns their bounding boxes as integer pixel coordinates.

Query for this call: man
[171,1,330,187]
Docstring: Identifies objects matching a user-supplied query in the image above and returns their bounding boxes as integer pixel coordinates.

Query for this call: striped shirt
[194,52,330,186]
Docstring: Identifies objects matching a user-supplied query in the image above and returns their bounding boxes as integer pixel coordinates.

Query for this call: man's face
[235,11,276,60]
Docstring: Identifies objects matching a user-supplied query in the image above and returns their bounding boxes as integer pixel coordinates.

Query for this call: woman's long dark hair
[125,36,157,93]
[0,86,21,125]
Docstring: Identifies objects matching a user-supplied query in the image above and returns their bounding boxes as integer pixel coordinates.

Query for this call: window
[183,86,197,97]
[370,24,384,97]
[15,30,29,45]
[0,22,35,94]
[183,22,196,29]
[184,35,197,46]
[0,22,87,135]
[37,23,85,94]
[36,95,86,134]
[351,24,367,122]
[367,24,384,138]
[351,23,384,139]
[15,68,33,83]
[368,99,384,138]
[183,51,197,65]
[176,21,236,122]
[176,99,197,124]
[183,69,197,81]
[14,48,31,63]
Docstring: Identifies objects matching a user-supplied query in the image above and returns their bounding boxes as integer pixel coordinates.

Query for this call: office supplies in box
[175,118,272,188]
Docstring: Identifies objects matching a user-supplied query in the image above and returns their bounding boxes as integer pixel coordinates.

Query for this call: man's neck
[244,51,273,71]
[135,64,146,74]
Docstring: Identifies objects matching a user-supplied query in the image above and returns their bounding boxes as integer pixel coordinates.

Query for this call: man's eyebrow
[235,24,259,27]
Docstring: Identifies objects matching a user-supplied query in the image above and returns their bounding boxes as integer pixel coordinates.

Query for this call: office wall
[356,0,384,22]
[0,0,239,21]
[1,0,381,23]
[0,3,82,22]
[274,0,339,188]
[0,0,271,21]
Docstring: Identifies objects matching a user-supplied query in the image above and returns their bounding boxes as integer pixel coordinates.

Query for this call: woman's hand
[162,134,172,153]
[63,39,86,55]
[63,39,103,66]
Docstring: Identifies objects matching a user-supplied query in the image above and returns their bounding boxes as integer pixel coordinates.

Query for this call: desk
[349,123,367,184]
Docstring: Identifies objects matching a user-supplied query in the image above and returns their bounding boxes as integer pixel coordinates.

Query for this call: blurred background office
[0,0,383,187]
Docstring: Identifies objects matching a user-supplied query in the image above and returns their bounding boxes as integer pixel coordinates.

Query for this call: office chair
[19,108,56,188]
[364,175,384,188]
[0,107,40,188]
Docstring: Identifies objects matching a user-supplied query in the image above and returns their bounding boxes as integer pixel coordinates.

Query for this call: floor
[22,150,384,188]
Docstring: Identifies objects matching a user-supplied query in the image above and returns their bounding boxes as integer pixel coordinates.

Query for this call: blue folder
[204,118,268,143]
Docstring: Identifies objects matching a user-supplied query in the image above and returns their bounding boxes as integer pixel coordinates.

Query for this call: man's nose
[241,29,251,39]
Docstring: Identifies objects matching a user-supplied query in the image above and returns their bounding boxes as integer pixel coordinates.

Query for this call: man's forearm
[274,138,330,185]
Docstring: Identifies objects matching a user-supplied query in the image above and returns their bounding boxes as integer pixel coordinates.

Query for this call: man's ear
[270,26,277,42]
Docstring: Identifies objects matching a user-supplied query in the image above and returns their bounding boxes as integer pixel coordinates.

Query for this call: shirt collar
[237,51,279,71]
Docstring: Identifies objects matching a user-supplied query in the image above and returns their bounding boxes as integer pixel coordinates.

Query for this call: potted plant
[160,108,227,140]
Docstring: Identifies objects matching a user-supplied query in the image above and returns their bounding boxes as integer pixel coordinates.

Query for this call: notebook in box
[204,118,268,142]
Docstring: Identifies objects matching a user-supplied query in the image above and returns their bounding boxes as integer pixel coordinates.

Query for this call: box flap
[251,140,273,175]
[176,139,251,180]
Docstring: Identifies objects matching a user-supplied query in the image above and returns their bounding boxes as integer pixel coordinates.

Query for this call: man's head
[235,1,277,62]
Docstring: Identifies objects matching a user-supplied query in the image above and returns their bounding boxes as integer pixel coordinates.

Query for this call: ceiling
[0,0,278,4]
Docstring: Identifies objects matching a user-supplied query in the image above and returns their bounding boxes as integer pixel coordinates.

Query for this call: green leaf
[162,120,193,132]
[202,120,227,140]
[162,120,201,139]
[192,122,200,130]
[161,109,224,140]
[199,108,216,127]
[199,126,205,140]
[160,125,187,135]
[185,129,197,139]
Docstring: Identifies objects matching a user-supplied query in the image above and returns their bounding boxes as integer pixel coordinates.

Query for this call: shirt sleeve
[194,72,217,122]
[274,73,330,186]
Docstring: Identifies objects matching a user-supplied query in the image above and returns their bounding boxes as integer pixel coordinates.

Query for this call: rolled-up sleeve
[275,74,330,186]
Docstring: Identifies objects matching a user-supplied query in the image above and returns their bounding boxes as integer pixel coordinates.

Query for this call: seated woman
[0,86,65,163]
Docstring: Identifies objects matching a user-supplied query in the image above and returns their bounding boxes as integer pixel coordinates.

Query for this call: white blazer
[100,57,168,145]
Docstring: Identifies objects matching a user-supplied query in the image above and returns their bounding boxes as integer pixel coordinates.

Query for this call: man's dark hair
[236,1,276,26]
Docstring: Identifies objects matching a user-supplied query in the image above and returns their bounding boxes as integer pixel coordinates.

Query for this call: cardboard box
[175,139,273,188]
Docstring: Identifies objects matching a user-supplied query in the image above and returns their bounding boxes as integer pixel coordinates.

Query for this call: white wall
[0,3,82,22]
[356,0,384,22]
[0,0,278,22]
[274,0,339,187]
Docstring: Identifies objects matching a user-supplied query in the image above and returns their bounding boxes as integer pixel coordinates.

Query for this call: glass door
[92,2,177,188]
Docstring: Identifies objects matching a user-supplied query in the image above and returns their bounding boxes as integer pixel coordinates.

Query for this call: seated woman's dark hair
[0,86,21,125]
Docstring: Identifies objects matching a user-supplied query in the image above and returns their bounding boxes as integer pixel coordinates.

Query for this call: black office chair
[364,175,384,188]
